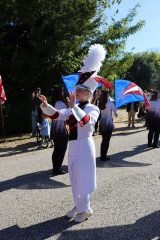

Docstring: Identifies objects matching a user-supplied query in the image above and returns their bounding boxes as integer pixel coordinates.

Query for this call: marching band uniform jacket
[41,102,100,197]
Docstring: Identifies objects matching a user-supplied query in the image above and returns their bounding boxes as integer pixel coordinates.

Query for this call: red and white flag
[0,75,7,104]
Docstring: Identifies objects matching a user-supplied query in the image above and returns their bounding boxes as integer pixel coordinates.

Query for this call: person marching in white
[40,44,107,223]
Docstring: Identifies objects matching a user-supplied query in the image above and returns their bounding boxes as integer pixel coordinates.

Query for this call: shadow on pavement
[113,127,147,137]
[0,141,44,157]
[1,211,160,240]
[0,216,75,240]
[96,143,152,168]
[58,210,160,240]
[0,169,70,192]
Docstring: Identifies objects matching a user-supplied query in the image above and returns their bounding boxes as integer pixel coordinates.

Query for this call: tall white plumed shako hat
[76,44,107,93]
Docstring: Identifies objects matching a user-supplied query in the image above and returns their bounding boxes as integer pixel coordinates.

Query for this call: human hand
[66,91,76,108]
[40,95,48,107]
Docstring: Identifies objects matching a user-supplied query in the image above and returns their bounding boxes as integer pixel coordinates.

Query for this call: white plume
[80,44,107,76]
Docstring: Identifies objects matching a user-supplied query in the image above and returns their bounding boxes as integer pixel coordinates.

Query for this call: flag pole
[0,103,5,142]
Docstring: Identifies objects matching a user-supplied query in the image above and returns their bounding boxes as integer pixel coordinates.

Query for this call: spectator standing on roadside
[126,101,139,127]
[31,87,42,136]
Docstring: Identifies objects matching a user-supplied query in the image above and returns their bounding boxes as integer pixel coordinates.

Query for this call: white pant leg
[69,160,91,213]
[68,141,91,213]
[75,194,90,213]
[68,160,80,210]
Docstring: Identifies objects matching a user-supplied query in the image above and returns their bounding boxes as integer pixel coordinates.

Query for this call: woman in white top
[99,90,118,160]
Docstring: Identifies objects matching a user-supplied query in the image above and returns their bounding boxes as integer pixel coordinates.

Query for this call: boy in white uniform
[41,44,106,222]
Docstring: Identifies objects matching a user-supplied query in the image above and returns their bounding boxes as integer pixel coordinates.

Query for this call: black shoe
[128,124,131,127]
[132,125,135,128]
[100,156,110,161]
[52,169,67,175]
[148,144,153,148]
[153,145,160,148]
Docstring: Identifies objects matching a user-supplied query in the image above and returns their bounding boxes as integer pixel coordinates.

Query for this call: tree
[99,4,145,82]
[125,52,160,90]
[0,0,120,98]
[0,0,144,99]
[0,0,147,134]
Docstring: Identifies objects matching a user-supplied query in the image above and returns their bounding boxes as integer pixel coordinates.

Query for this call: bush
[2,99,32,135]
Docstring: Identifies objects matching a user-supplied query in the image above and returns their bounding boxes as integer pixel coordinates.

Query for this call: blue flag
[62,73,102,93]
[62,73,79,93]
[114,79,147,108]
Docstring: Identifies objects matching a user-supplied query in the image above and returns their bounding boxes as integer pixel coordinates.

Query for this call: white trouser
[72,192,90,213]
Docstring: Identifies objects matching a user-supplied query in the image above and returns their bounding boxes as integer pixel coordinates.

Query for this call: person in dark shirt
[50,87,68,175]
[147,90,160,148]
[31,87,42,136]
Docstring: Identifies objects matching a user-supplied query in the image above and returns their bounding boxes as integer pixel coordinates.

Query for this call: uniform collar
[78,101,89,108]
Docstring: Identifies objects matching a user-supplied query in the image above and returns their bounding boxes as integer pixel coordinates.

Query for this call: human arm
[111,102,118,117]
[40,95,59,119]
[66,91,94,126]
[40,95,71,121]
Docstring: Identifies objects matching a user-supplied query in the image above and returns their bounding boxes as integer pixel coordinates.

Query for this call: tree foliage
[99,4,144,55]
[0,0,149,135]
[125,52,160,90]
[99,4,145,82]
[0,0,93,96]
[0,0,144,99]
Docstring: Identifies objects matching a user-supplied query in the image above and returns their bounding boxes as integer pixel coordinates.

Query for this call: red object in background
[94,76,114,90]
[0,75,7,104]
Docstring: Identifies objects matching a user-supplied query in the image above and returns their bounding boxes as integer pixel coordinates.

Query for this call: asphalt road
[0,120,160,240]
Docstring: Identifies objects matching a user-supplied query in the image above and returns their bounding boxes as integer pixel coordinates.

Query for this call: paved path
[0,115,160,240]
